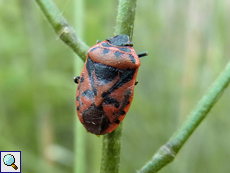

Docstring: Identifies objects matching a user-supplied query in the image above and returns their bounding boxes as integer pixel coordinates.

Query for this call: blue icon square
[0,151,21,173]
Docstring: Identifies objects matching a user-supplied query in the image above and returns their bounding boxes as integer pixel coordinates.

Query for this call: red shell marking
[75,34,146,135]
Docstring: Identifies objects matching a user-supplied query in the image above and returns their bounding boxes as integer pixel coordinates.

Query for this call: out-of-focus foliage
[0,0,230,173]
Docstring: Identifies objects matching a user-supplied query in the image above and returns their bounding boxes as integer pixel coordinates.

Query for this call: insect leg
[74,76,80,84]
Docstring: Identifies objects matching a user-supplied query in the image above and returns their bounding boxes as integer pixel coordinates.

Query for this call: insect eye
[95,63,118,84]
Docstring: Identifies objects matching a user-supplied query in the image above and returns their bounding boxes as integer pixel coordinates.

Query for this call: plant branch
[100,124,122,173]
[115,0,137,39]
[35,0,89,61]
[73,0,86,172]
[100,0,137,173]
[138,60,230,173]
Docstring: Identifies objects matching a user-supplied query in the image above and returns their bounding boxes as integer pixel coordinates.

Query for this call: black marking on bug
[102,48,110,55]
[82,103,110,135]
[89,46,99,52]
[111,90,131,118]
[103,96,120,108]
[120,111,126,115]
[86,57,97,96]
[118,47,131,52]
[95,63,118,84]
[82,90,94,99]
[114,51,123,58]
[101,42,112,47]
[117,90,131,116]
[80,76,84,83]
[77,84,84,112]
[101,69,136,98]
[115,119,120,124]
[129,54,136,64]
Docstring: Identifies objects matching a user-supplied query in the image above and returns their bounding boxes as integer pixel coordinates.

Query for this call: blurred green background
[1,0,230,172]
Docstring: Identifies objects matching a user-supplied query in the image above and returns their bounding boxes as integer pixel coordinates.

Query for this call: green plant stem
[138,60,230,173]
[100,124,122,173]
[73,0,85,173]
[115,0,137,38]
[100,0,137,173]
[35,0,89,61]
[35,0,88,171]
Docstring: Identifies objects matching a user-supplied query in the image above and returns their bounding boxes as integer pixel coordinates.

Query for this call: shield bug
[74,34,147,135]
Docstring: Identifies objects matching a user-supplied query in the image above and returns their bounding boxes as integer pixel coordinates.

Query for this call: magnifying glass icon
[3,154,18,170]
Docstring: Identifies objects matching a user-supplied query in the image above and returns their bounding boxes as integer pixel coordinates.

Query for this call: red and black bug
[74,34,147,135]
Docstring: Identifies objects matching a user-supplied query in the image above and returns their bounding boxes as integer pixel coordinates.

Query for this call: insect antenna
[137,52,148,58]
